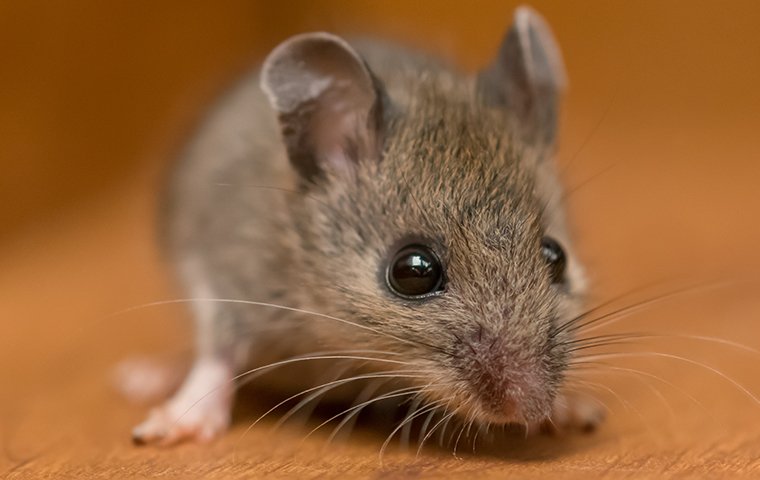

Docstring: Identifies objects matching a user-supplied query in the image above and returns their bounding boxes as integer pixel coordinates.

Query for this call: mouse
[128,5,604,446]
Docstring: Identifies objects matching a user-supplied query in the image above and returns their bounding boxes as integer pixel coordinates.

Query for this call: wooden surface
[2,1,760,478]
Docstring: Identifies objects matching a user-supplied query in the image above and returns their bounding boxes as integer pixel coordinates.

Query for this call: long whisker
[574,351,760,406]
[570,379,640,417]
[109,298,423,350]
[417,408,440,452]
[565,332,760,361]
[566,339,640,354]
[578,364,709,419]
[416,396,457,457]
[568,366,674,417]
[438,399,463,447]
[560,386,611,414]
[568,281,733,335]
[273,371,428,431]
[559,89,618,179]
[586,333,760,356]
[452,413,470,459]
[305,387,425,442]
[245,370,428,436]
[171,353,413,431]
[552,278,681,336]
[379,399,448,462]
[400,396,425,449]
[471,422,485,453]
[326,379,390,444]
[553,278,731,338]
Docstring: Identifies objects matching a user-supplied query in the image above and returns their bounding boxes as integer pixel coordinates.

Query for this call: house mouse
[129,6,603,446]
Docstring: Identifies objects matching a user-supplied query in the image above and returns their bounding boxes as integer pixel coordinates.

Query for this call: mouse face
[261,9,583,425]
[294,94,584,424]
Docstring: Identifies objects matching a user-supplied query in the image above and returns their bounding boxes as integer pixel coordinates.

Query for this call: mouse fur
[132,6,598,446]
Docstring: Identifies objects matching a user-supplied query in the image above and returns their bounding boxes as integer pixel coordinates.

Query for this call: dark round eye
[386,245,444,299]
[541,236,566,284]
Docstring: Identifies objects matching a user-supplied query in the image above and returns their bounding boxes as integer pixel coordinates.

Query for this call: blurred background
[1,1,759,476]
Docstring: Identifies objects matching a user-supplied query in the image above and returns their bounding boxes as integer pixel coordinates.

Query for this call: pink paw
[131,359,233,446]
[528,394,605,435]
[132,398,230,445]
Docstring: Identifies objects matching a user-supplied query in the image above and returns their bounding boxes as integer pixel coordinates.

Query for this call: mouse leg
[529,393,606,435]
[131,265,250,445]
[131,356,234,445]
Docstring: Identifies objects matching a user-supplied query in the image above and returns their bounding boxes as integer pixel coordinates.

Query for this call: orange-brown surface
[2,1,760,478]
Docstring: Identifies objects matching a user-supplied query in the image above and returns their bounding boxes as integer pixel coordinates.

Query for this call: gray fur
[162,8,585,429]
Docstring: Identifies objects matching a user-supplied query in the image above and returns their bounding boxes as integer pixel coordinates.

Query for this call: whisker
[253,370,428,433]
[575,351,760,406]
[471,422,485,453]
[269,365,371,430]
[559,90,618,178]
[400,396,425,449]
[379,399,447,461]
[566,332,760,360]
[562,162,616,200]
[566,339,640,354]
[553,278,731,338]
[452,415,469,459]
[592,333,760,356]
[571,378,640,417]
[171,353,414,432]
[305,386,425,442]
[438,408,456,447]
[552,278,680,336]
[417,395,458,454]
[561,386,611,414]
[109,298,425,351]
[569,280,733,335]
[280,361,356,429]
[416,407,440,453]
[586,364,709,419]
[326,379,390,444]
[569,365,674,417]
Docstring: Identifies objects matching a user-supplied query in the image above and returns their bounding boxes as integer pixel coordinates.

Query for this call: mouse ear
[477,6,567,149]
[261,33,384,183]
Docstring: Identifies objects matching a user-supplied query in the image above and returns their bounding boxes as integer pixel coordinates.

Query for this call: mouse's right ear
[260,33,385,184]
[477,6,567,150]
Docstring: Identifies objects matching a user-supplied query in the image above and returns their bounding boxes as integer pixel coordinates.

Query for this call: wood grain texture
[2,1,759,478]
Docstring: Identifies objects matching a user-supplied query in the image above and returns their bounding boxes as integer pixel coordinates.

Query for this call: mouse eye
[541,236,566,284]
[386,245,444,299]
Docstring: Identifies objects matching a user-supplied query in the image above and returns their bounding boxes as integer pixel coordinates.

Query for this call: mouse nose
[456,326,551,423]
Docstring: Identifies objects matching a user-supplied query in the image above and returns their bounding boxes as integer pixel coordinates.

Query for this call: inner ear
[477,7,566,149]
[261,32,385,183]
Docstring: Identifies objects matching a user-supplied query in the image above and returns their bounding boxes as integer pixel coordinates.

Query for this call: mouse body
[131,6,601,446]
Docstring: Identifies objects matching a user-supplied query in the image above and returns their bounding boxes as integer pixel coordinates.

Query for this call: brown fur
[159,14,587,438]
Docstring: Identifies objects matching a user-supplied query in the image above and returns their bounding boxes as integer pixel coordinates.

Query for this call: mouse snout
[455,325,552,424]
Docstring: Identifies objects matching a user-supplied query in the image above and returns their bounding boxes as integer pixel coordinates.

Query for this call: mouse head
[261,7,585,425]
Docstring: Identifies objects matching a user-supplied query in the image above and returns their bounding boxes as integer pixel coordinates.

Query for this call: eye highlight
[541,236,566,284]
[386,245,444,299]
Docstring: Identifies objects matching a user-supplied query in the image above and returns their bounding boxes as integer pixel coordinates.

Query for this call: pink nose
[456,328,551,423]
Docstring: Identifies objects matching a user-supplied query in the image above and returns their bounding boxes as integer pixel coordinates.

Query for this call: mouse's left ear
[477,6,567,150]
[261,33,385,185]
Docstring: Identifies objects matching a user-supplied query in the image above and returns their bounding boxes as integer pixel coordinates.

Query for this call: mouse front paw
[528,394,605,435]
[131,358,233,446]
[132,399,230,445]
